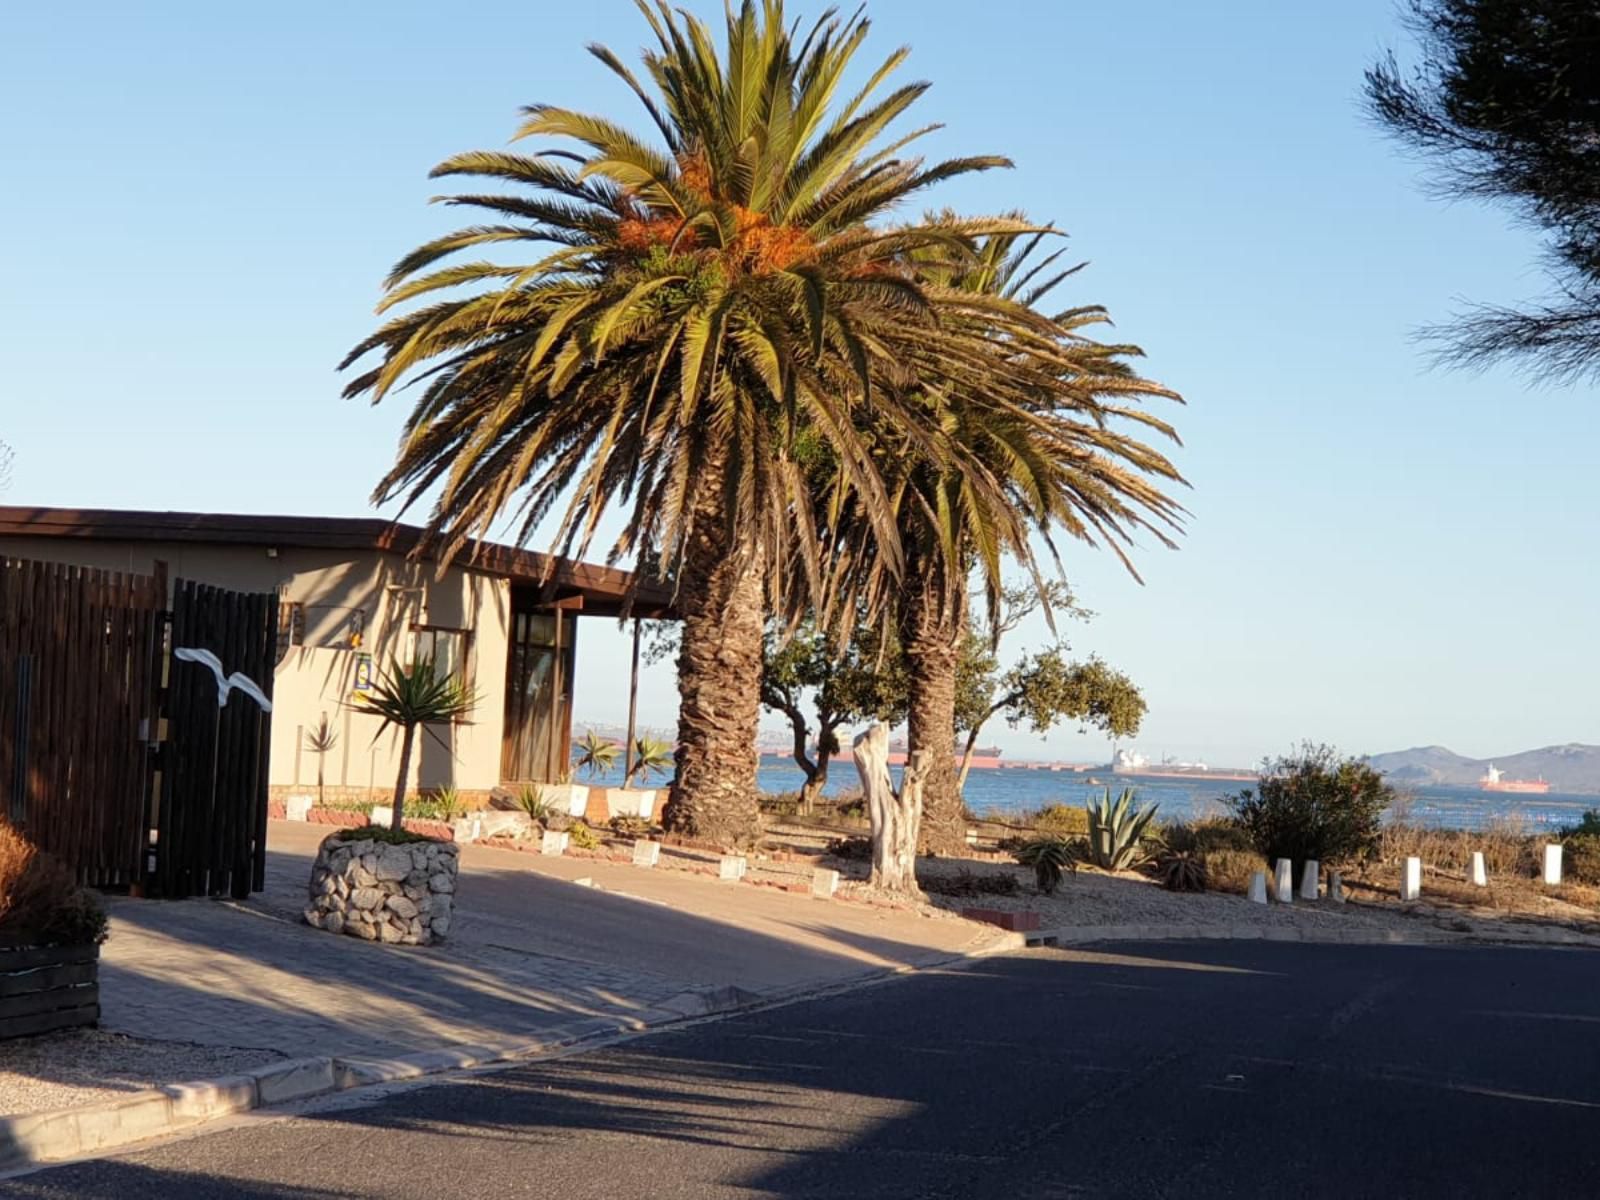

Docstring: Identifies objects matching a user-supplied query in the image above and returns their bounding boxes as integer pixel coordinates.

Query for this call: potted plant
[610,735,673,821]
[1,820,109,1040]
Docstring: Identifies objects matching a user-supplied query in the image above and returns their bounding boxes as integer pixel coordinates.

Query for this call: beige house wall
[0,535,513,801]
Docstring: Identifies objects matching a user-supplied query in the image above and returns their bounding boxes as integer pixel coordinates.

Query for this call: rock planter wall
[304,833,458,946]
[1,944,100,1040]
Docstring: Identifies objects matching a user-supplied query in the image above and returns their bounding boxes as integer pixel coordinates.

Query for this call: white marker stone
[369,805,394,828]
[1329,871,1345,903]
[631,839,661,868]
[717,855,748,881]
[1299,859,1320,901]
[1400,856,1422,901]
[1248,871,1268,904]
[285,794,314,821]
[1273,858,1294,903]
[1543,843,1563,886]
[540,830,569,856]
[1470,851,1487,887]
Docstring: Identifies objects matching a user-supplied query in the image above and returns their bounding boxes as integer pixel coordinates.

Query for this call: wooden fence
[148,578,277,900]
[0,558,166,887]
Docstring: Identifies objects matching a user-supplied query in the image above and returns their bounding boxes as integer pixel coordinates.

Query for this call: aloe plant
[1011,837,1081,895]
[514,784,552,822]
[572,730,621,780]
[1085,788,1160,870]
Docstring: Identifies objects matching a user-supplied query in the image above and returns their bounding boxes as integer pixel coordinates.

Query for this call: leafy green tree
[342,0,1038,845]
[357,657,476,829]
[1366,1,1600,381]
[760,620,907,812]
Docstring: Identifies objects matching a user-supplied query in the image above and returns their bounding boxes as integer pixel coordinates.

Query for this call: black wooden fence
[148,579,278,900]
[0,558,166,887]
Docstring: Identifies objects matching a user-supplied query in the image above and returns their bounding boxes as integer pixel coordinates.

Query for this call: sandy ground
[0,1030,280,1117]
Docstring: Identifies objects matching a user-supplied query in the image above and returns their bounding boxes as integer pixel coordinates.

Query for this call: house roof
[0,506,676,619]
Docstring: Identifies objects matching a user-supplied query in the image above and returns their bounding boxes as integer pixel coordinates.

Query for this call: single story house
[0,506,674,809]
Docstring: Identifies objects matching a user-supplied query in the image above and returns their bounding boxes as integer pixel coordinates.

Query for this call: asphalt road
[13,941,1600,1199]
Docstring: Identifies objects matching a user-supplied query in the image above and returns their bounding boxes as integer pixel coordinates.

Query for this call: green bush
[1162,817,1253,856]
[1560,809,1600,838]
[568,821,601,850]
[1561,832,1600,885]
[1034,803,1090,837]
[1229,744,1391,872]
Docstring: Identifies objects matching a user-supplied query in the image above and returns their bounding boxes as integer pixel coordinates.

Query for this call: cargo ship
[1478,764,1550,795]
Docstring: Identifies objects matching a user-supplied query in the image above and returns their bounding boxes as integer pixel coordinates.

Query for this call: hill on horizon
[1366,743,1600,795]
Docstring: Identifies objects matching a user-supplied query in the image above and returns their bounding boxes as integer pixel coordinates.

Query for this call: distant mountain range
[1366,744,1600,794]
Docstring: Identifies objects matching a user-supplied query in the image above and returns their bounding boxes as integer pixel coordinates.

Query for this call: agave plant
[357,657,476,829]
[514,784,553,823]
[573,730,621,780]
[1158,851,1207,893]
[1084,788,1160,871]
[1011,836,1081,896]
[630,736,675,783]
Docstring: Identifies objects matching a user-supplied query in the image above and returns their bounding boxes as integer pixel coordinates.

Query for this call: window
[412,624,473,690]
[276,601,304,662]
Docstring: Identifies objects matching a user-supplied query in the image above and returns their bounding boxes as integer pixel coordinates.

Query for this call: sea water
[593,761,1595,831]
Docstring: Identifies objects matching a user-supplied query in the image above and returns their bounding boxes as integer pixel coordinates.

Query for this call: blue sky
[2,1,1594,767]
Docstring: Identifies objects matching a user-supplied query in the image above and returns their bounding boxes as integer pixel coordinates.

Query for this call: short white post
[1329,871,1345,903]
[717,855,747,881]
[285,794,314,821]
[1400,856,1422,901]
[810,867,840,899]
[1470,851,1487,887]
[631,839,661,868]
[1248,871,1268,904]
[541,830,569,856]
[1542,843,1563,886]
[1273,858,1294,903]
[1299,859,1320,901]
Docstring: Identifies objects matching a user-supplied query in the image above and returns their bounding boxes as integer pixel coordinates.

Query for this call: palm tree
[302,713,338,808]
[357,657,476,829]
[875,226,1188,852]
[341,0,1029,844]
[573,729,621,780]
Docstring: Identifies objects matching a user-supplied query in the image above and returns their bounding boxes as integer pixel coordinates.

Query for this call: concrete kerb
[1029,921,1600,950]
[0,928,1026,1178]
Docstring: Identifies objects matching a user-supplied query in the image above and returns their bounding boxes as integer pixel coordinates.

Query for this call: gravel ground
[910,857,1418,930]
[0,1030,282,1117]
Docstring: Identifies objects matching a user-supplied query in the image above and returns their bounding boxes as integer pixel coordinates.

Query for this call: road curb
[1029,921,1600,949]
[0,931,1020,1176]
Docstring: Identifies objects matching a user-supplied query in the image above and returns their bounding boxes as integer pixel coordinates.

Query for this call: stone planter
[304,831,459,946]
[544,783,589,817]
[1,943,100,1040]
[607,787,659,821]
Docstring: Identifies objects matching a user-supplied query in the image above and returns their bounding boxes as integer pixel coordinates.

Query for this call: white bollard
[1543,843,1563,886]
[369,805,394,827]
[541,830,569,856]
[811,867,840,899]
[1329,871,1345,903]
[1400,856,1422,901]
[1273,858,1294,903]
[717,855,748,881]
[1470,851,1487,887]
[1248,871,1268,904]
[1300,859,1320,901]
[285,794,314,821]
[631,839,661,868]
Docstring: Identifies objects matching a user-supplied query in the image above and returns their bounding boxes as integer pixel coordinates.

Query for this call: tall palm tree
[875,225,1188,852]
[341,0,1029,844]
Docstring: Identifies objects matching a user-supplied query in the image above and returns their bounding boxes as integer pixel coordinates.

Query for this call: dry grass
[1377,820,1539,877]
[1200,848,1270,895]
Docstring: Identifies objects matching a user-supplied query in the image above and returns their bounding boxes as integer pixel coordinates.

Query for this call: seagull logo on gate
[173,647,273,712]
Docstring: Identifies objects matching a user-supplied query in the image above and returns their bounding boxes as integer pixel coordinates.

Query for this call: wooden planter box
[0,944,100,1040]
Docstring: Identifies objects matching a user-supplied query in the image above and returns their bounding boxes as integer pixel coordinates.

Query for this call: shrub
[331,824,440,846]
[759,791,801,817]
[1201,848,1270,895]
[0,821,110,947]
[568,821,601,850]
[1561,809,1600,838]
[1162,817,1252,856]
[920,868,1021,898]
[1034,803,1089,837]
[1229,744,1391,872]
[1159,852,1208,893]
[1011,837,1082,895]
[609,814,652,839]
[1085,789,1160,870]
[1562,832,1600,885]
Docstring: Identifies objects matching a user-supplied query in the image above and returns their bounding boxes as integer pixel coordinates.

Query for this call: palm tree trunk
[661,475,766,846]
[901,548,967,855]
[392,724,415,830]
